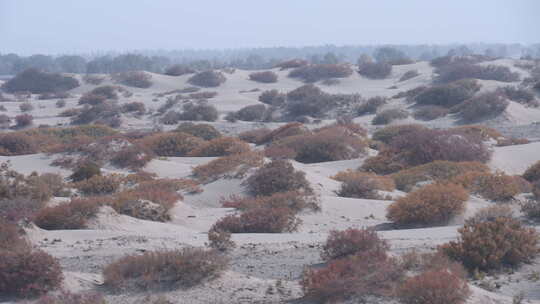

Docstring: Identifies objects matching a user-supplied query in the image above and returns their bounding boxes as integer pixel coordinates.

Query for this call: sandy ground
[1,59,540,303]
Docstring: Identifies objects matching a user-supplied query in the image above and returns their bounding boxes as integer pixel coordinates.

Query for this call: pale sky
[1,0,539,55]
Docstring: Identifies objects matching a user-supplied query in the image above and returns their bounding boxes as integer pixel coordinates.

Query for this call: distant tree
[56,55,87,73]
[374,47,408,63]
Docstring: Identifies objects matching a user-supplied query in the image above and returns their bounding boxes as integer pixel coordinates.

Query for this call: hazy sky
[1,0,539,55]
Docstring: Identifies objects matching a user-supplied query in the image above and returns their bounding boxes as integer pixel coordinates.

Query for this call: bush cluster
[440,215,538,271]
[139,132,205,157]
[178,102,218,122]
[188,70,226,87]
[333,171,394,199]
[15,114,34,128]
[164,64,196,76]
[357,61,392,79]
[2,68,79,93]
[174,122,221,140]
[74,174,122,196]
[522,160,540,183]
[451,171,522,201]
[245,160,312,196]
[248,71,278,83]
[413,105,449,121]
[113,71,153,88]
[211,207,301,233]
[188,137,250,157]
[288,64,353,83]
[274,59,308,70]
[387,183,469,226]
[120,101,146,115]
[34,198,102,230]
[321,228,389,261]
[436,63,520,83]
[414,79,481,108]
[227,104,267,122]
[498,86,538,106]
[103,248,228,290]
[356,96,387,115]
[0,133,38,155]
[192,151,264,183]
[455,91,509,122]
[372,108,409,125]
[258,89,286,106]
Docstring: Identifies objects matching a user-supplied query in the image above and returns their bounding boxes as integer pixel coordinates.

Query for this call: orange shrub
[0,245,63,297]
[110,145,154,170]
[390,161,489,192]
[360,153,405,175]
[238,128,271,144]
[451,171,521,201]
[103,248,228,290]
[34,198,103,230]
[301,252,403,303]
[188,137,250,157]
[245,160,312,196]
[321,228,389,261]
[387,183,469,226]
[440,216,539,271]
[211,207,301,233]
[0,133,38,155]
[259,122,311,144]
[74,174,122,195]
[192,151,264,182]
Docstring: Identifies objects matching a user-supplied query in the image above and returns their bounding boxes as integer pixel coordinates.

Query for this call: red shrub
[398,268,470,304]
[440,216,539,271]
[0,245,63,297]
[249,71,278,83]
[103,248,228,290]
[245,160,312,196]
[34,198,102,230]
[321,228,389,261]
[301,252,404,303]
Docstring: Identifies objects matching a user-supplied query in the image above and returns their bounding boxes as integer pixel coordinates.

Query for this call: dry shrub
[120,101,146,115]
[179,102,218,121]
[0,245,63,297]
[274,58,308,70]
[496,137,530,147]
[19,102,34,112]
[372,108,409,125]
[372,124,427,145]
[211,207,301,233]
[192,151,264,182]
[321,228,389,261]
[221,191,319,213]
[399,70,420,82]
[187,91,217,100]
[452,125,502,141]
[288,64,353,83]
[0,133,38,155]
[358,61,392,79]
[59,108,80,117]
[113,71,152,88]
[456,91,509,122]
[69,162,101,182]
[110,145,154,170]
[387,183,469,226]
[74,174,122,195]
[301,251,404,303]
[356,96,387,115]
[436,63,520,83]
[15,114,33,128]
[164,64,195,76]
[71,103,121,127]
[259,89,286,106]
[229,104,267,122]
[188,70,226,87]
[451,171,521,201]
[0,219,23,250]
[440,216,539,271]
[414,79,481,108]
[238,128,271,144]
[249,71,278,83]
[2,68,79,93]
[267,126,366,163]
[188,137,250,157]
[521,199,540,220]
[387,128,491,168]
[334,171,394,199]
[258,122,310,144]
[398,267,470,304]
[413,105,449,121]
[82,74,105,85]
[361,153,406,175]
[103,248,228,290]
[245,160,312,196]
[34,197,102,230]
[390,161,489,192]
[139,132,205,157]
[35,291,106,304]
[175,122,221,140]
[498,86,538,106]
[207,229,235,252]
[523,161,540,182]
